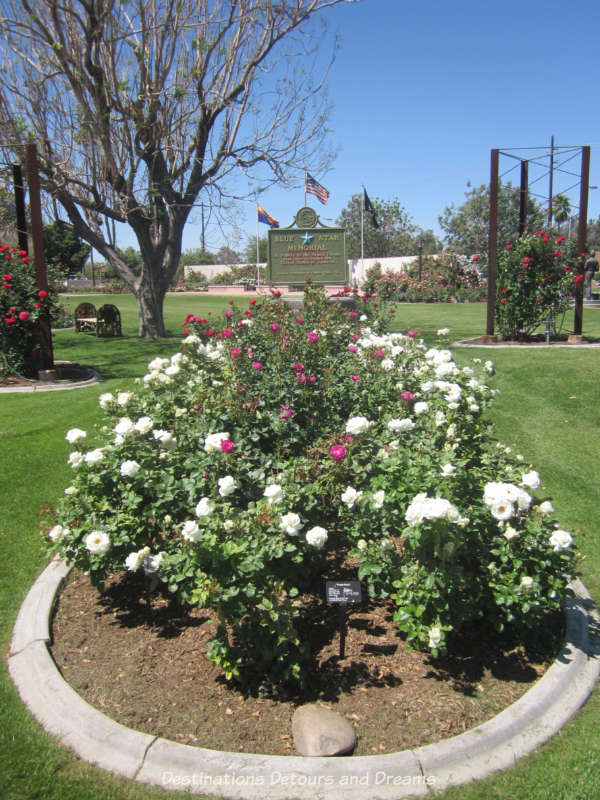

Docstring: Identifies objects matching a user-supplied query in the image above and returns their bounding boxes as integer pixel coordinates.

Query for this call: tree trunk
[136,281,167,338]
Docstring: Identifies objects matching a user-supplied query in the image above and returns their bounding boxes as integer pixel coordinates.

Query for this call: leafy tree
[439,182,545,254]
[244,236,268,263]
[179,249,217,267]
[337,194,439,258]
[0,0,353,337]
[216,245,241,265]
[587,216,600,251]
[43,221,90,276]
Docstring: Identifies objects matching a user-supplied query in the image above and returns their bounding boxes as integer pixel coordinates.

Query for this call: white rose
[341,486,362,508]
[413,401,428,415]
[264,484,284,504]
[223,519,235,531]
[114,417,135,438]
[65,428,86,444]
[380,358,394,371]
[280,512,303,536]
[68,451,84,469]
[125,546,150,571]
[521,470,541,490]
[539,500,554,515]
[153,429,175,449]
[85,530,110,555]
[182,520,201,541]
[48,524,68,542]
[345,416,371,435]
[195,497,215,518]
[428,626,442,649]
[490,500,514,521]
[305,526,328,549]
[120,459,140,478]
[84,448,104,466]
[64,486,77,495]
[117,392,133,406]
[357,538,368,551]
[504,525,519,541]
[372,490,385,509]
[437,328,450,336]
[520,575,534,590]
[165,364,180,376]
[204,431,230,452]
[549,529,573,552]
[387,418,415,432]
[99,392,114,409]
[134,416,154,434]
[218,475,237,497]
[441,463,456,477]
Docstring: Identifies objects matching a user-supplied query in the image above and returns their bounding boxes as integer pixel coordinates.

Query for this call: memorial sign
[267,206,347,286]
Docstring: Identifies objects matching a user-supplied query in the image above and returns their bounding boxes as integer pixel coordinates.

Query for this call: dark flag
[364,189,379,228]
[305,173,330,205]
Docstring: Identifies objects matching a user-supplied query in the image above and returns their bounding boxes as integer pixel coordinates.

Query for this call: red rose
[38,290,48,299]
[19,311,30,321]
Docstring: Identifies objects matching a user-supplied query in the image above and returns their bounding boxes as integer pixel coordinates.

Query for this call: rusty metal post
[486,149,499,337]
[25,142,54,372]
[573,145,590,337]
[519,160,529,235]
[12,164,29,253]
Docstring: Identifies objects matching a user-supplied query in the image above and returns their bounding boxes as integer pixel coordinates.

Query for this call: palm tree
[552,194,572,234]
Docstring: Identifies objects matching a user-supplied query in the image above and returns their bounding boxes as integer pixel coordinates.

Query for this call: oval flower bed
[44,286,576,689]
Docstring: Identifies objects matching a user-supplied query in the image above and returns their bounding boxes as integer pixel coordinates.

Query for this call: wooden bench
[74,302,98,333]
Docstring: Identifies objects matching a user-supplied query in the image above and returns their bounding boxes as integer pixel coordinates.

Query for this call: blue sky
[180,0,600,254]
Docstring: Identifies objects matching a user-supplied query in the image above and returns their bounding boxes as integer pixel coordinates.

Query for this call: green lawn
[2,296,599,800]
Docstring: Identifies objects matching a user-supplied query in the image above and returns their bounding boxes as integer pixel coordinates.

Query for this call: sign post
[325,580,362,659]
[267,207,347,287]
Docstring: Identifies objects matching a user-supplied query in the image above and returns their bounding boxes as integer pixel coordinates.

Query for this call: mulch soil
[50,569,562,756]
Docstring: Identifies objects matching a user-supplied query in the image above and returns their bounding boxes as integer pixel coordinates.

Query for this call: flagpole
[361,186,365,286]
[255,197,260,287]
[304,166,307,206]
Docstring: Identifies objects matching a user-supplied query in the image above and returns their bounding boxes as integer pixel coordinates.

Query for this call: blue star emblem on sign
[301,232,314,245]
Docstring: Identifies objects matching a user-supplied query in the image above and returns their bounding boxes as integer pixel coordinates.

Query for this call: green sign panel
[267,207,347,285]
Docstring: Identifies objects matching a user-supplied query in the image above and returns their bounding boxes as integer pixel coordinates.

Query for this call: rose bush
[0,240,63,376]
[495,229,584,340]
[45,286,576,686]
[363,255,486,303]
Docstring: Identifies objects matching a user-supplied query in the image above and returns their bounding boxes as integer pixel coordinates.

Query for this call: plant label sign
[325,580,362,605]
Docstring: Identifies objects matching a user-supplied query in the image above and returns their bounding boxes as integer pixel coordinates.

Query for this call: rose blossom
[218,475,237,497]
[182,520,201,541]
[329,444,346,461]
[549,529,573,551]
[120,460,140,478]
[85,530,110,555]
[264,484,284,504]
[341,486,362,508]
[279,512,303,536]
[305,526,328,549]
[204,432,230,452]
[345,416,371,435]
[195,497,215,518]
[220,439,235,453]
[428,626,442,649]
[65,428,87,444]
[84,448,104,466]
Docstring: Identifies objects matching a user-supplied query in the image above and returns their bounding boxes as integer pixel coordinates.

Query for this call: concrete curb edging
[8,559,600,799]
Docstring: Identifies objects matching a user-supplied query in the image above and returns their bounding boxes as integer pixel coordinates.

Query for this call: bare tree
[0,0,355,336]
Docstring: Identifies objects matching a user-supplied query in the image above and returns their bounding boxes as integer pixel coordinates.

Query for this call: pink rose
[401,391,414,402]
[251,361,262,370]
[329,445,346,462]
[220,439,235,453]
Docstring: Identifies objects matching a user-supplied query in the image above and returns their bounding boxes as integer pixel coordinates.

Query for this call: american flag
[305,173,330,205]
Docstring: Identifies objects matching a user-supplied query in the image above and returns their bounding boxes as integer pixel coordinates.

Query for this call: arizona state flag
[363,189,379,229]
[257,205,279,228]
